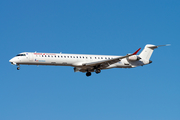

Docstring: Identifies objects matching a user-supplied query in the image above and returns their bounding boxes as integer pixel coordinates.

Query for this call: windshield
[16,54,26,56]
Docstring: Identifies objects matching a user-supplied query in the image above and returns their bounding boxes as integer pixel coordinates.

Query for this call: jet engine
[127,55,141,61]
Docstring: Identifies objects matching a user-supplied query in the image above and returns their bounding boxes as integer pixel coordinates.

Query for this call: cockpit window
[16,54,26,56]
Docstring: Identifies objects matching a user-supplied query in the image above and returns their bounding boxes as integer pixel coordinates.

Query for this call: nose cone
[9,58,16,65]
[9,58,13,62]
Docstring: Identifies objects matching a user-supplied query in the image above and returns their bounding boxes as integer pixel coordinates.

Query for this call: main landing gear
[86,72,91,77]
[95,69,101,74]
[86,69,101,77]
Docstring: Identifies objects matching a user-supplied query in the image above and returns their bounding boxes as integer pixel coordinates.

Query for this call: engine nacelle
[127,55,141,61]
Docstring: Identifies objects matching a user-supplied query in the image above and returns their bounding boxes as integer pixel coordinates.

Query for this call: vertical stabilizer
[139,44,170,60]
[139,44,156,60]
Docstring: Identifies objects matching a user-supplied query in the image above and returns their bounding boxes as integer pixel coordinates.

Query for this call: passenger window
[61,56,63,58]
[42,55,43,57]
[64,56,66,58]
[101,57,103,59]
[77,56,78,58]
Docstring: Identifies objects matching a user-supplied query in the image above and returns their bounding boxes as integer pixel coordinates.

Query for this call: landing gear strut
[86,72,91,77]
[95,69,101,74]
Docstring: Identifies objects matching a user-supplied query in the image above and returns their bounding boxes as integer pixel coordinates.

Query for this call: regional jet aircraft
[9,44,169,76]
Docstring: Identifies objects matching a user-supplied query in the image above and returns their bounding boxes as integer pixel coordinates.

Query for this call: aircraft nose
[9,58,13,62]
[9,58,16,65]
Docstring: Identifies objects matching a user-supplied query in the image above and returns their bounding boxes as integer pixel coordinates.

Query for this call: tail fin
[139,44,170,60]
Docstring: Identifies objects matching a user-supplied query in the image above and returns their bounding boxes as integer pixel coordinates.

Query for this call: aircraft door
[29,53,34,61]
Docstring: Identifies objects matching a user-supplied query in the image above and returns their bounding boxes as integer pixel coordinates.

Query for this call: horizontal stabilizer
[157,44,171,47]
[147,44,171,49]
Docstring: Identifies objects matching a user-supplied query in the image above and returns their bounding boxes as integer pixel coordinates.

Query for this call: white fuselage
[9,44,168,76]
[9,52,146,69]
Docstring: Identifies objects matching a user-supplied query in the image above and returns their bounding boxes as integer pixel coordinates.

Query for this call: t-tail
[139,44,170,64]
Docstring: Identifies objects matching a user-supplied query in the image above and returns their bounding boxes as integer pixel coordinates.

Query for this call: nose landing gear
[17,65,20,70]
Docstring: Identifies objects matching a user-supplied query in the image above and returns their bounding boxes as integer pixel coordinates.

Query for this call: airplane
[9,44,169,77]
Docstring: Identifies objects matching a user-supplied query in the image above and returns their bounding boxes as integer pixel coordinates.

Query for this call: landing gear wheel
[95,69,101,74]
[17,67,20,70]
[86,72,91,77]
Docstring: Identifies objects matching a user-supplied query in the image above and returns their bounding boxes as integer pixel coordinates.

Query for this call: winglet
[132,48,141,55]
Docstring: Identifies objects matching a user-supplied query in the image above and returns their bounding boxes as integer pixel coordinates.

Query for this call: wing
[83,54,132,67]
[80,48,141,69]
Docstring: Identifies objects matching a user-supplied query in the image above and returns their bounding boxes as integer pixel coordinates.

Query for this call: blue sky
[1,0,179,120]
